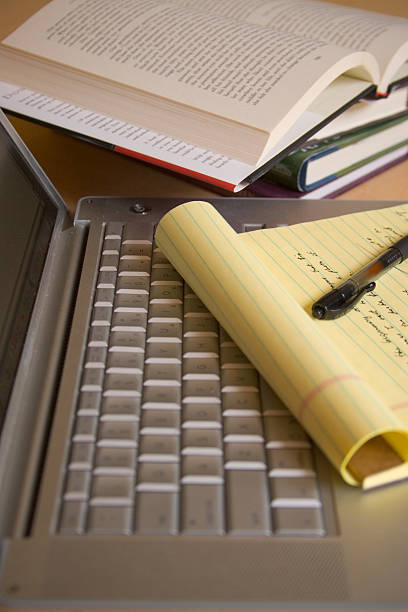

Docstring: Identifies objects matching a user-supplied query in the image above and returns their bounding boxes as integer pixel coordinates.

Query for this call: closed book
[264,113,408,192]
[247,144,408,199]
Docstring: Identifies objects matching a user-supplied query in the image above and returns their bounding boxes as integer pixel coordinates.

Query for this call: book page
[0,81,254,190]
[174,0,408,93]
[155,201,408,487]
[2,0,377,132]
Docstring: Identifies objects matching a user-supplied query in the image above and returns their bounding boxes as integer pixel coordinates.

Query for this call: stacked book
[249,86,408,199]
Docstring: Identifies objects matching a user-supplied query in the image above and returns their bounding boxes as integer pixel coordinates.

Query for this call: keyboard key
[69,443,94,469]
[183,317,218,336]
[151,267,182,284]
[106,351,144,373]
[119,258,151,274]
[136,462,179,491]
[109,330,146,351]
[269,476,322,507]
[222,391,261,415]
[101,396,141,418]
[121,245,151,259]
[182,455,223,483]
[183,357,220,378]
[135,492,178,534]
[114,292,149,310]
[105,222,123,240]
[224,442,266,470]
[272,507,325,536]
[183,379,221,401]
[116,275,150,292]
[59,501,87,534]
[87,505,133,534]
[140,409,180,433]
[220,345,252,367]
[102,235,120,248]
[121,241,151,254]
[94,447,137,474]
[181,429,222,455]
[97,270,117,289]
[226,470,271,535]
[64,469,91,500]
[102,246,120,256]
[138,434,180,461]
[147,321,182,340]
[88,325,110,346]
[263,415,311,448]
[77,391,101,415]
[84,346,107,367]
[149,302,183,321]
[91,306,112,325]
[184,296,210,315]
[221,368,258,390]
[104,372,143,395]
[145,341,182,362]
[223,416,264,442]
[81,367,104,391]
[182,403,222,428]
[150,285,183,300]
[151,248,169,264]
[142,385,181,409]
[72,416,98,442]
[91,475,134,504]
[181,484,224,535]
[183,336,219,356]
[94,287,115,306]
[100,253,119,270]
[267,448,316,476]
[144,363,181,385]
[97,420,139,447]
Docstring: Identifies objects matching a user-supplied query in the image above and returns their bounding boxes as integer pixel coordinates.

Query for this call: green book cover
[264,112,408,191]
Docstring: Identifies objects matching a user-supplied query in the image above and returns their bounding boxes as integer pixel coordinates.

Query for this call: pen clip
[323,281,376,319]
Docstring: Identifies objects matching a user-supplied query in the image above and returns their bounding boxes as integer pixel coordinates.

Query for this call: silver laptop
[0,108,407,609]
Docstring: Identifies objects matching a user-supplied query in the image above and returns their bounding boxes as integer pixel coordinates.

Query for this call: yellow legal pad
[155,200,408,488]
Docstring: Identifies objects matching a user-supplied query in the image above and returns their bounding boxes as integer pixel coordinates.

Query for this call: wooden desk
[7,113,408,215]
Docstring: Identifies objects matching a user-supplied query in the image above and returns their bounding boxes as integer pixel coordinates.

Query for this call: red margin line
[298,374,362,423]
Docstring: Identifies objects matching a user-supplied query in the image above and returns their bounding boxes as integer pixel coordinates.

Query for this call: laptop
[0,108,407,609]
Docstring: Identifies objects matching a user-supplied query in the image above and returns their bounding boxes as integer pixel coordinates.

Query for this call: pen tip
[312,305,325,319]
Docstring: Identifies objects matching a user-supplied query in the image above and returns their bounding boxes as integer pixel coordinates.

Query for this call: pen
[312,234,408,320]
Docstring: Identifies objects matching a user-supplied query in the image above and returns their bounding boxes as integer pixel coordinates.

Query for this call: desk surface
[8,113,408,216]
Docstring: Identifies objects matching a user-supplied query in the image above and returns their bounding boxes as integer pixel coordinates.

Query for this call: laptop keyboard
[58,222,326,537]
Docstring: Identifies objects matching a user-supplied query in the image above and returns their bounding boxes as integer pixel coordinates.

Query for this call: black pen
[312,234,408,320]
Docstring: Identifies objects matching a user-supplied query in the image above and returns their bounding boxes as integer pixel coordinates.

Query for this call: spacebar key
[226,470,271,535]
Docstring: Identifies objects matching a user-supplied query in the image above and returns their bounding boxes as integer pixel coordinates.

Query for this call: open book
[155,201,408,489]
[1,0,408,191]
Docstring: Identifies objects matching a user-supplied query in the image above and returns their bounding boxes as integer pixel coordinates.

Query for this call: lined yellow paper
[155,201,408,487]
